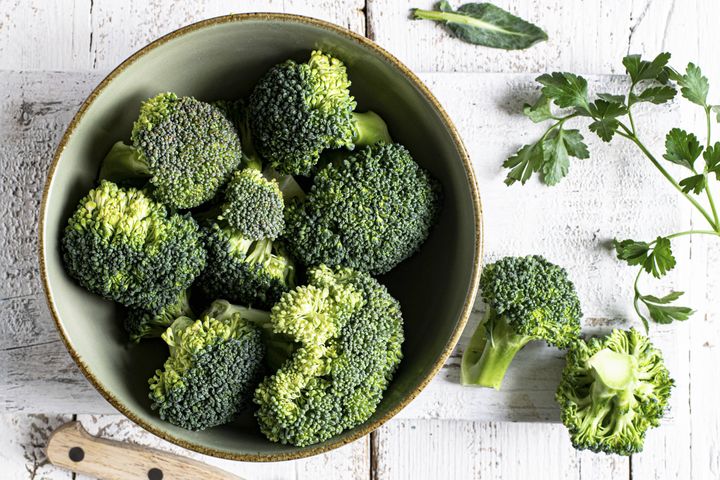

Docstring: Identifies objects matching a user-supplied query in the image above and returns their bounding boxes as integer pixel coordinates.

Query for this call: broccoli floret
[254,265,404,447]
[61,180,206,312]
[556,328,673,455]
[148,315,265,431]
[461,255,582,389]
[284,143,441,274]
[124,290,194,343]
[197,222,296,309]
[220,168,284,240]
[248,50,392,175]
[99,92,242,209]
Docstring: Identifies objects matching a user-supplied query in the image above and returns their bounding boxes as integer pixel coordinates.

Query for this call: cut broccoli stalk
[203,299,296,371]
[461,314,532,389]
[351,111,393,146]
[98,141,151,185]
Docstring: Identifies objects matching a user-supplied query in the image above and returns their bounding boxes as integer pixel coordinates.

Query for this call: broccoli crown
[148,315,265,431]
[556,328,673,455]
[479,255,582,346]
[248,50,357,175]
[254,265,404,447]
[220,168,284,240]
[198,222,295,309]
[61,180,206,312]
[284,143,441,274]
[124,290,193,343]
[130,92,242,209]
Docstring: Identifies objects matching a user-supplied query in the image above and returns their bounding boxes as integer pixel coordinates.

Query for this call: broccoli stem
[352,111,393,146]
[461,313,531,389]
[98,141,151,184]
[263,166,306,201]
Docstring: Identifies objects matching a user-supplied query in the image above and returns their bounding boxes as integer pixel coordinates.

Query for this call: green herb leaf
[675,63,709,107]
[503,142,544,185]
[539,128,589,185]
[622,52,672,84]
[640,291,693,324]
[523,95,554,123]
[679,174,706,194]
[712,105,720,122]
[561,129,590,159]
[597,93,626,104]
[412,1,548,50]
[587,100,627,142]
[630,85,677,105]
[644,236,676,278]
[664,128,702,170]
[704,143,720,180]
[613,239,650,266]
[536,72,590,112]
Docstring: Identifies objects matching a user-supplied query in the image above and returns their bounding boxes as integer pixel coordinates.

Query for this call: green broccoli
[61,180,206,312]
[284,143,441,275]
[124,290,193,343]
[254,265,404,447]
[556,328,673,455]
[148,314,265,431]
[248,50,392,175]
[99,92,242,209]
[461,255,582,389]
[197,221,296,309]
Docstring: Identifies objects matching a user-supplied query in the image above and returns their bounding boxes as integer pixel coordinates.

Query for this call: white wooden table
[1,1,719,478]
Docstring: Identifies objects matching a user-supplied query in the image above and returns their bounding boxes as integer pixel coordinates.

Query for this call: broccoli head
[99,92,242,209]
[284,143,441,274]
[197,221,296,309]
[148,314,265,431]
[254,265,404,447]
[124,290,193,343]
[61,180,206,312]
[248,50,392,175]
[556,328,673,455]
[461,255,582,389]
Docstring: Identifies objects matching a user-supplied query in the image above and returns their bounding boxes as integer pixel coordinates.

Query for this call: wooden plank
[367,0,634,73]
[72,415,369,480]
[372,419,630,479]
[0,71,691,421]
[0,0,366,72]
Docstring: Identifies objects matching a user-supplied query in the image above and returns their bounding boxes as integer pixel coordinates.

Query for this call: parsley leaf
[587,100,627,142]
[597,93,626,104]
[644,236,676,278]
[540,128,589,185]
[622,52,672,84]
[679,174,706,194]
[630,85,677,105]
[503,142,544,185]
[703,142,720,180]
[523,95,554,123]
[664,128,703,170]
[613,239,650,266]
[674,63,709,107]
[536,72,590,112]
[640,291,694,324]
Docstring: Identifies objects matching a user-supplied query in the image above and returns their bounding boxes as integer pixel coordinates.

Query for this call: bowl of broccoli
[39,13,482,460]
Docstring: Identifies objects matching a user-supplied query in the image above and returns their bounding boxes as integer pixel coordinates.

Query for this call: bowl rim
[38,12,483,462]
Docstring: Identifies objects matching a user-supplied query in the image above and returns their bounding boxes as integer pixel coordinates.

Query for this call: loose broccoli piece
[148,315,265,431]
[556,328,673,455]
[99,92,242,209]
[61,180,206,312]
[461,255,582,389]
[254,265,404,447]
[124,290,193,343]
[248,50,392,175]
[197,221,296,309]
[284,143,441,274]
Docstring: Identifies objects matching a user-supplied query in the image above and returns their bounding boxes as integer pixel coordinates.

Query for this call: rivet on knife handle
[46,422,244,480]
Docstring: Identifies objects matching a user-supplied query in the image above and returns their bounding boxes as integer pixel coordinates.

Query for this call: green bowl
[39,13,482,461]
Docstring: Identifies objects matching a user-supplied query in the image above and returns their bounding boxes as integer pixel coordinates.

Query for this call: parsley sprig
[505,52,720,329]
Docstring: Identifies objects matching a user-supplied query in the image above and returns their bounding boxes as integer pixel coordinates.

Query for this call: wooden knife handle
[46,422,244,480]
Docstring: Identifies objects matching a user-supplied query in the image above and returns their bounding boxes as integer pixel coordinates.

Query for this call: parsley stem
[632,269,649,331]
[663,229,720,240]
[624,130,718,230]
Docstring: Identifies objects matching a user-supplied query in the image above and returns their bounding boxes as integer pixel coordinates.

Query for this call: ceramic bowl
[40,13,482,461]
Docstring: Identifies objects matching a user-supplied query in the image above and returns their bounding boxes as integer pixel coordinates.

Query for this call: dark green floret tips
[461,255,582,389]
